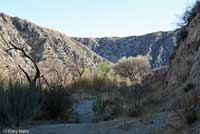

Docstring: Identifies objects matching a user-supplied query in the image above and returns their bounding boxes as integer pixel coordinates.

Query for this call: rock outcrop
[166,2,200,87]
[0,13,104,80]
[74,31,179,68]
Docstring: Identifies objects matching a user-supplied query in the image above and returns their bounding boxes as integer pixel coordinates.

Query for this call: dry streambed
[29,112,173,134]
[74,98,95,123]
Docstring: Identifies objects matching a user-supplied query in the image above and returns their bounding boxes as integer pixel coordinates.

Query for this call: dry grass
[173,90,200,124]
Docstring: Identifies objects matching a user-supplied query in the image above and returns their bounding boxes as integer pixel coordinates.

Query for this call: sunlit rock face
[74,31,178,68]
[0,13,105,81]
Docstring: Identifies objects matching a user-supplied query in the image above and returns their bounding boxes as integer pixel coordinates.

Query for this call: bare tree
[49,64,70,86]
[173,92,200,125]
[112,56,151,115]
[0,34,40,87]
[70,53,86,82]
[112,56,151,84]
[75,58,85,79]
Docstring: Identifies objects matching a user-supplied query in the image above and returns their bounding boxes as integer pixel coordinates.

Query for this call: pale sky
[0,0,196,37]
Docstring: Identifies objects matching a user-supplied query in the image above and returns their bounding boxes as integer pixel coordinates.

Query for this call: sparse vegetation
[174,92,200,124]
[116,85,145,117]
[92,98,114,122]
[176,1,200,48]
[70,76,118,93]
[91,83,148,121]
[128,85,145,117]
[178,1,200,27]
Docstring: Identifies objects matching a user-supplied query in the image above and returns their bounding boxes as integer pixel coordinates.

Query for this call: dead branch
[18,65,31,83]
[0,34,41,86]
[41,75,50,87]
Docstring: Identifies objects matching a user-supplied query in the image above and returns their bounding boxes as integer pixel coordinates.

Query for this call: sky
[0,0,196,37]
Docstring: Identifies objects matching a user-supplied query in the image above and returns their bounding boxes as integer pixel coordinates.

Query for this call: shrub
[0,81,74,126]
[128,85,144,117]
[174,92,200,124]
[184,83,196,92]
[71,78,92,90]
[70,77,117,93]
[97,61,110,78]
[92,98,114,122]
[112,56,151,84]
[41,85,72,119]
[117,84,145,117]
[0,82,42,127]
[178,1,200,27]
[92,77,108,90]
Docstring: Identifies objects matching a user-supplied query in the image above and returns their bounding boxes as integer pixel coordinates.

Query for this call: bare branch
[0,34,41,86]
[18,65,31,83]
[41,75,50,87]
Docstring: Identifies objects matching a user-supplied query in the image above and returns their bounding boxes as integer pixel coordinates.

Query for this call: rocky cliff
[166,2,200,87]
[74,31,179,68]
[0,13,104,80]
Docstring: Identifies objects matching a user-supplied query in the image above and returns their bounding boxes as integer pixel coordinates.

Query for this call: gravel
[29,112,171,134]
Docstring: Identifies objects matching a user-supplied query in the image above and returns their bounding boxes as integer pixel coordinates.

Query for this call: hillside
[0,12,181,84]
[0,13,104,81]
[166,2,200,87]
[74,31,179,68]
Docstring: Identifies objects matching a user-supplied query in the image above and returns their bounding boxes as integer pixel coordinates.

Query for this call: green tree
[97,61,110,78]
